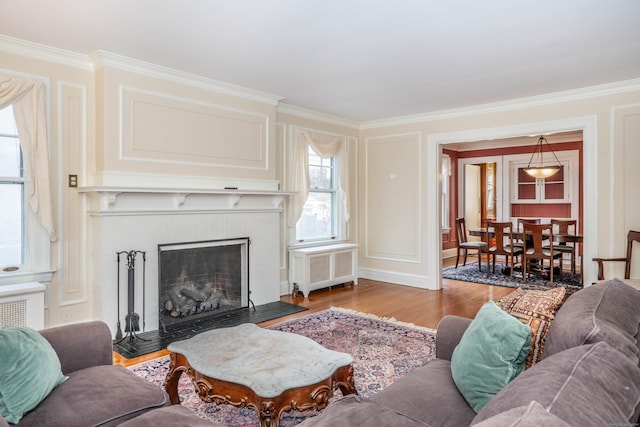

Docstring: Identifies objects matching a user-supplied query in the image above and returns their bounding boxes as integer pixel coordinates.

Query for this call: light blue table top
[167,323,353,397]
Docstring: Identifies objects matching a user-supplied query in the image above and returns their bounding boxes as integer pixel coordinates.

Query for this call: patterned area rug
[129,307,436,427]
[442,262,582,295]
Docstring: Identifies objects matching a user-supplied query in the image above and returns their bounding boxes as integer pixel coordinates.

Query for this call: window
[295,146,338,243]
[0,106,24,268]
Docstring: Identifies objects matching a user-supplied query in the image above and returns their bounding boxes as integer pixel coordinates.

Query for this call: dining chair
[513,218,541,250]
[551,219,578,278]
[522,222,562,283]
[455,218,488,270]
[592,230,640,288]
[486,221,523,280]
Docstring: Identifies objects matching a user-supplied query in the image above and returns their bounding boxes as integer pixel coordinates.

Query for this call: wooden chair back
[455,218,469,244]
[625,231,640,279]
[523,223,552,257]
[488,221,513,253]
[551,219,577,236]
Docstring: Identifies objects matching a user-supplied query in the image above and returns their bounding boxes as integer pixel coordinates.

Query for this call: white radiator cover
[0,282,46,329]
[289,243,359,298]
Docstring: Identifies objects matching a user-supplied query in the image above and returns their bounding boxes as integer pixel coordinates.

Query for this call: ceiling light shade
[524,136,562,179]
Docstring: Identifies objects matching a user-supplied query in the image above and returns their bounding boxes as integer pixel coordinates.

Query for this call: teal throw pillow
[0,325,67,424]
[451,301,531,413]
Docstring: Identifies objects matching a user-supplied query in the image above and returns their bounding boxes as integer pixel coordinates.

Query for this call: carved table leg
[334,364,358,396]
[165,352,188,404]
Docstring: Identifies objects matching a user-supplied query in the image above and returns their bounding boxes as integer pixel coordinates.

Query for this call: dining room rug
[442,262,583,295]
[128,307,436,427]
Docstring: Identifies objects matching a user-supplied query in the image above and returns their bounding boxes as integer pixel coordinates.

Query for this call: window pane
[309,165,332,189]
[0,136,22,177]
[0,183,23,266]
[296,192,333,240]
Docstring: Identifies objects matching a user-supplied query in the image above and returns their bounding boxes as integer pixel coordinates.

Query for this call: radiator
[289,243,359,298]
[0,282,46,329]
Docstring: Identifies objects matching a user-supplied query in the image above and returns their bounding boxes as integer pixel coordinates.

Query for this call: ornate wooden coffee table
[165,323,357,427]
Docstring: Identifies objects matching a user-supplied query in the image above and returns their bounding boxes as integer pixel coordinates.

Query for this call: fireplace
[158,238,250,331]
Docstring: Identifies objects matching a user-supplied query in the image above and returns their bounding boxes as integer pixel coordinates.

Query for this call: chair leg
[477,250,482,270]
[455,250,460,269]
[463,249,468,266]
[486,254,491,278]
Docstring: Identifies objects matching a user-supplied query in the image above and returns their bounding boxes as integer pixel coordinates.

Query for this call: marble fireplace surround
[79,186,292,337]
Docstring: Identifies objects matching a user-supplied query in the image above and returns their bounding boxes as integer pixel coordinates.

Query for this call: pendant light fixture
[523,136,562,179]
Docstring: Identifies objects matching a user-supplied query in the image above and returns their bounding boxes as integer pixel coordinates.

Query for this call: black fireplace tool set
[115,250,149,343]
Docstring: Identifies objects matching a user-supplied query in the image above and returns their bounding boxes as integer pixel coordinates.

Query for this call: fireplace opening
[158,238,249,332]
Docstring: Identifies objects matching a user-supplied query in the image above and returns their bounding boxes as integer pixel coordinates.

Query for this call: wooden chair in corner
[486,221,523,280]
[522,222,562,283]
[455,217,488,271]
[592,230,640,289]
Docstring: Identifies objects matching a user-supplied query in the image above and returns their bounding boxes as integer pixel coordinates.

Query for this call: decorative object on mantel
[115,250,149,344]
[523,135,563,179]
[442,262,582,295]
[129,307,436,427]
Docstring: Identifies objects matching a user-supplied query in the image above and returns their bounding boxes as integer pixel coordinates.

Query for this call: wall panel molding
[58,81,88,306]
[120,86,270,170]
[364,132,421,263]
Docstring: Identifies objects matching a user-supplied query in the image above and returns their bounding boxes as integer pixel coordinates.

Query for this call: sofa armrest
[39,321,113,374]
[435,315,472,361]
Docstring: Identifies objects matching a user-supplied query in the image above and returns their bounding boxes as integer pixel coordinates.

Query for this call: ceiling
[1,0,639,123]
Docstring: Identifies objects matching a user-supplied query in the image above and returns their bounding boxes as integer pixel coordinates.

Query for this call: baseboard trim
[358,268,438,290]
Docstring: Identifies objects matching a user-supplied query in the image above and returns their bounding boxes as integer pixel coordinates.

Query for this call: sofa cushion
[472,342,640,426]
[496,287,565,368]
[17,365,169,427]
[451,301,531,413]
[297,394,433,427]
[0,325,67,424]
[544,279,640,363]
[369,359,477,426]
[473,401,570,427]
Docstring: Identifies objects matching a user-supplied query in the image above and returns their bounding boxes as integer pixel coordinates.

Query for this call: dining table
[468,227,583,284]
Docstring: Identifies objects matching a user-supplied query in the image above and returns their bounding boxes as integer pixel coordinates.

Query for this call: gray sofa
[299,278,640,426]
[5,278,639,426]
[0,321,198,427]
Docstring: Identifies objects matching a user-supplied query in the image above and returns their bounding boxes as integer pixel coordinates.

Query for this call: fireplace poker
[115,253,123,340]
[125,251,140,333]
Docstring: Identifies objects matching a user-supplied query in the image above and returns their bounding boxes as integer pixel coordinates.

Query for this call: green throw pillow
[0,325,67,424]
[451,301,531,413]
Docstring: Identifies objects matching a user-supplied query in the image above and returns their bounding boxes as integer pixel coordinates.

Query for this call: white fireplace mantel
[78,186,296,215]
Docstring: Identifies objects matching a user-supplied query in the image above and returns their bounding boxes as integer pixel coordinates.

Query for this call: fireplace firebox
[158,238,249,331]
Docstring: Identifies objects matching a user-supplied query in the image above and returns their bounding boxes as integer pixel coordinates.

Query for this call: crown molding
[0,34,92,70]
[361,78,640,130]
[90,50,283,106]
[277,102,360,129]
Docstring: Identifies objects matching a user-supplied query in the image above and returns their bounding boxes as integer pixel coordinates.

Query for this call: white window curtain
[287,128,349,228]
[0,75,56,241]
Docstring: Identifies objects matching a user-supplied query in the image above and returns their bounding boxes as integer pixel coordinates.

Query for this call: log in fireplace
[158,238,250,332]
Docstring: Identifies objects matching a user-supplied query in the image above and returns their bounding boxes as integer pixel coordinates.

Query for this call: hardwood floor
[114,256,514,367]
